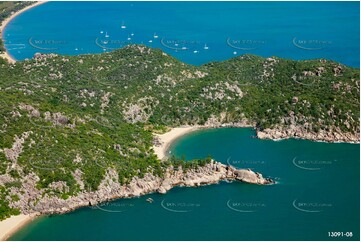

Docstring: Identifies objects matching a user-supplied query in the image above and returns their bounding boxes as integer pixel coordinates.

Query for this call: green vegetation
[0,186,20,220]
[0,45,359,220]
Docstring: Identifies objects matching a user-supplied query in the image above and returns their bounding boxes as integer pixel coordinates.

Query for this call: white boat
[127,36,131,41]
[181,46,187,50]
[121,22,126,29]
[193,50,199,54]
[153,33,159,38]
[100,31,104,34]
[105,32,109,38]
[204,44,209,50]
[148,40,153,43]
[131,32,134,36]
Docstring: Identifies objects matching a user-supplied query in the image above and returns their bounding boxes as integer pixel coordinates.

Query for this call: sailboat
[105,32,109,38]
[121,22,126,29]
[153,33,159,39]
[203,44,209,50]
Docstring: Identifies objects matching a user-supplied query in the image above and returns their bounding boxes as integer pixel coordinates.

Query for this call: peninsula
[0,2,359,240]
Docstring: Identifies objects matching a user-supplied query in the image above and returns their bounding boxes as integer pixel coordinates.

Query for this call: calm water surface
[10,128,360,240]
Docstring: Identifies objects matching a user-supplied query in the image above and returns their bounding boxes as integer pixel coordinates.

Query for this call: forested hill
[0,45,359,219]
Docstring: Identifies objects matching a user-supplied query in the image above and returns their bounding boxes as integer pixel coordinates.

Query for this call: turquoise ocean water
[3,1,360,66]
[4,2,360,240]
[10,128,360,241]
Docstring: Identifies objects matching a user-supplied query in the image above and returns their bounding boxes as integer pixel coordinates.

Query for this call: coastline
[0,213,38,241]
[0,3,47,239]
[153,126,202,160]
[0,1,47,64]
[152,124,359,162]
[1,124,356,240]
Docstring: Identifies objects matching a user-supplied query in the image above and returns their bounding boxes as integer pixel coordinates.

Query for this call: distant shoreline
[0,1,47,63]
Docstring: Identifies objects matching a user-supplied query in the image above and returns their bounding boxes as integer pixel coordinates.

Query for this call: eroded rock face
[257,126,359,143]
[9,161,273,215]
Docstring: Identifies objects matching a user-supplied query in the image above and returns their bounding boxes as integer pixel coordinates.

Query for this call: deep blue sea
[3,1,360,66]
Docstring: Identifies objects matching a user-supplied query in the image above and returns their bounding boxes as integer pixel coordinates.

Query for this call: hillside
[0,45,359,219]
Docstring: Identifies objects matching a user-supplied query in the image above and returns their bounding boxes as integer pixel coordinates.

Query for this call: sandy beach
[153,126,203,160]
[0,1,47,63]
[0,214,38,241]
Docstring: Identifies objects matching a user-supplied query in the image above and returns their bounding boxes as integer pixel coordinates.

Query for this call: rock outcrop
[257,126,359,143]
[9,160,273,215]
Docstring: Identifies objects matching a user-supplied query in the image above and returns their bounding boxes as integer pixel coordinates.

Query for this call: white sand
[0,214,37,240]
[0,1,47,63]
[153,126,202,160]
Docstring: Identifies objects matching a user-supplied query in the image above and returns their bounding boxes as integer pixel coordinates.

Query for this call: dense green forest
[0,45,359,220]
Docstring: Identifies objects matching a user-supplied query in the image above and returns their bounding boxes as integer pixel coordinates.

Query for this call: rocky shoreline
[198,120,359,143]
[3,123,357,222]
[3,160,273,216]
[256,126,359,144]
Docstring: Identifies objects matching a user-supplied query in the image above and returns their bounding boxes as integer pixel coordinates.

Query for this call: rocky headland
[1,160,273,215]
